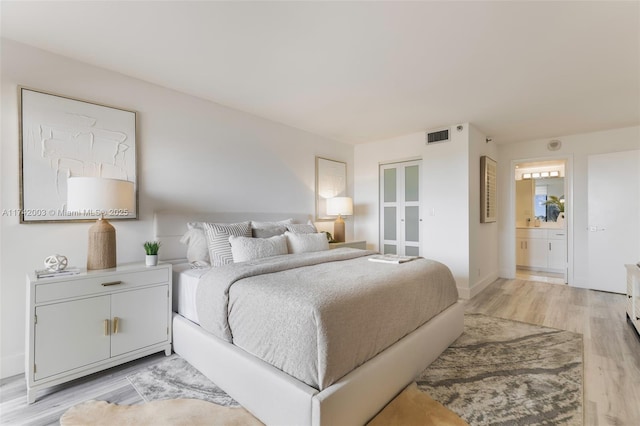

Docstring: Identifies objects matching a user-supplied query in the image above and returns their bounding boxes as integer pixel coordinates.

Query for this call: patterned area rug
[128,355,240,407]
[128,314,583,425]
[418,314,583,425]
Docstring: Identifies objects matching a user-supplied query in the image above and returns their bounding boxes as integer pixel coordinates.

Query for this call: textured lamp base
[334,215,345,243]
[87,218,117,270]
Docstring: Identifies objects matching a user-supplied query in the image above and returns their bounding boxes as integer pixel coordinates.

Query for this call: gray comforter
[196,248,458,390]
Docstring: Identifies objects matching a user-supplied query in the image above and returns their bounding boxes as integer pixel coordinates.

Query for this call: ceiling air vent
[426,128,449,144]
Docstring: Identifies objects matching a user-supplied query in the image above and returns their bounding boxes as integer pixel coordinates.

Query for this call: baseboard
[499,268,515,279]
[1,352,24,379]
[469,272,499,299]
[456,286,470,299]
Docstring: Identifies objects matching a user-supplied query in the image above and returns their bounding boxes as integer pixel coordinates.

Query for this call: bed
[155,210,464,425]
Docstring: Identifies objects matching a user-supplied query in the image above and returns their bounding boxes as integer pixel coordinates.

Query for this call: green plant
[321,231,336,243]
[543,195,565,212]
[143,241,161,255]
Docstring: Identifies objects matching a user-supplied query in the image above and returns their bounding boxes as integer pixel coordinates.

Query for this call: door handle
[104,319,110,336]
[113,317,120,334]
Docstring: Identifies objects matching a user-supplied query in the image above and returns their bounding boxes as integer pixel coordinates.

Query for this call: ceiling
[2,1,639,145]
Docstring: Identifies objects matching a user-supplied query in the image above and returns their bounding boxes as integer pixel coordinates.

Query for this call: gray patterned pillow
[285,222,317,234]
[203,221,252,267]
[252,225,287,238]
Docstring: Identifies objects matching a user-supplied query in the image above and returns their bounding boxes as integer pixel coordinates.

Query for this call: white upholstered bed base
[173,301,464,426]
[155,211,465,425]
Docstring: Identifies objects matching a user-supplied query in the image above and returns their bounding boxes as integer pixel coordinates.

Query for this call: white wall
[353,123,499,299]
[496,126,640,286]
[0,39,354,378]
[468,125,499,297]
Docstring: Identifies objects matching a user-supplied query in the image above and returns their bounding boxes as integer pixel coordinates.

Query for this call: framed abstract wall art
[18,87,137,223]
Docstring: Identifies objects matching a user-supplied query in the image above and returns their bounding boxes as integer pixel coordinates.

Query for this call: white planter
[145,255,158,267]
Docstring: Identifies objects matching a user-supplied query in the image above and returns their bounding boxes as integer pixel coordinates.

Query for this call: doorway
[587,150,640,293]
[514,159,569,284]
[379,160,422,256]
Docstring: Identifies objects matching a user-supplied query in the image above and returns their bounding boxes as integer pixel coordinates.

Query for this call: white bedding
[172,263,210,324]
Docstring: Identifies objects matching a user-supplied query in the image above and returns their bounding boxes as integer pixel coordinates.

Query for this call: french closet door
[380,160,422,256]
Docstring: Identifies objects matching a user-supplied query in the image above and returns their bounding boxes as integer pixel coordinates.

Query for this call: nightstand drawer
[36,268,169,303]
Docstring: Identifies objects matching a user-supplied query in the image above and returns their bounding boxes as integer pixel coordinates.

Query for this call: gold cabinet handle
[113,317,120,334]
[104,319,110,336]
[101,281,122,287]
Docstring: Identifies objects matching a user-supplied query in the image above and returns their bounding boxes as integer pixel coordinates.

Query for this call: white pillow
[229,235,288,263]
[285,231,329,254]
[203,221,252,267]
[180,223,210,266]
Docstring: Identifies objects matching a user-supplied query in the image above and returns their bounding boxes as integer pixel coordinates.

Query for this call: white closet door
[587,150,640,293]
[380,160,422,256]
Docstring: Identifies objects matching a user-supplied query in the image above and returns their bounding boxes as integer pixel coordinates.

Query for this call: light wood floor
[2,277,639,425]
[466,278,640,426]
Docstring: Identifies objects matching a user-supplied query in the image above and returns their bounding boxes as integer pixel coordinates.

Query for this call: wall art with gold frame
[315,157,347,220]
[480,155,497,223]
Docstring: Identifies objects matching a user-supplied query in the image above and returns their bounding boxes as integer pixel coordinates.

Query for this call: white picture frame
[315,157,347,220]
[19,87,138,223]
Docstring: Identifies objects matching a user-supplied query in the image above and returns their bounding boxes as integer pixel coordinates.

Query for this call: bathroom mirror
[534,177,564,222]
[516,176,565,225]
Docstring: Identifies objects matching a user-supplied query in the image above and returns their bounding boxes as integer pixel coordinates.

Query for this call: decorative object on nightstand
[26,262,173,404]
[144,241,161,266]
[67,177,135,270]
[326,196,353,243]
[44,254,68,271]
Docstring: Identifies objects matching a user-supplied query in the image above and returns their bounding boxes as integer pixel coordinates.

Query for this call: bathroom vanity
[516,227,567,273]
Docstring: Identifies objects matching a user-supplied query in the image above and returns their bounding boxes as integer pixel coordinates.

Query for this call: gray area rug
[128,355,240,407]
[128,313,583,425]
[418,314,583,425]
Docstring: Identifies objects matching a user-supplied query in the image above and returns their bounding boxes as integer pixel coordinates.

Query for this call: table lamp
[67,177,135,270]
[326,196,353,243]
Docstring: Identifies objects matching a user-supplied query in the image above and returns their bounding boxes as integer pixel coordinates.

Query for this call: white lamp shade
[67,177,135,215]
[326,197,353,216]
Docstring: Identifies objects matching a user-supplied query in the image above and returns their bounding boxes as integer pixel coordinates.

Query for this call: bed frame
[155,210,465,425]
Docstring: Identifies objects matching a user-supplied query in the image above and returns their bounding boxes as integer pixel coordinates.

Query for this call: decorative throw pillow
[203,221,252,267]
[252,225,287,239]
[285,222,317,234]
[229,234,288,263]
[180,223,210,266]
[285,231,329,254]
[251,218,294,228]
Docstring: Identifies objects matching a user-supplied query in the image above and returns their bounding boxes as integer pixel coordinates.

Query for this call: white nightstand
[26,262,172,404]
[329,240,367,250]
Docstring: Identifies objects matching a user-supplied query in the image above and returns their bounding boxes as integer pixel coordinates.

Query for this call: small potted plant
[143,241,161,267]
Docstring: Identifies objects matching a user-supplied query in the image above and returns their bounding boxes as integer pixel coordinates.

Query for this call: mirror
[516,176,565,225]
[515,159,566,227]
[534,177,564,222]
